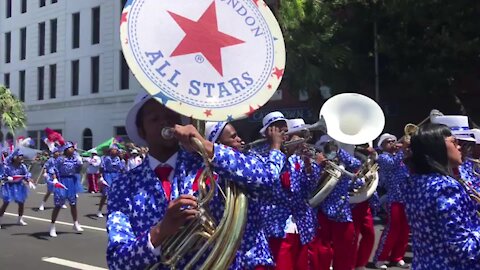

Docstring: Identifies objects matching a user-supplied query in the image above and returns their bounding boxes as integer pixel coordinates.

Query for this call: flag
[54,182,68,190]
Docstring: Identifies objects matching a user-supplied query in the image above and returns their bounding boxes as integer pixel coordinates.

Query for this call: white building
[0,0,141,151]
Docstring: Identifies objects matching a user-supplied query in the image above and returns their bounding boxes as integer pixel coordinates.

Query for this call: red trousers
[352,201,375,267]
[269,234,310,270]
[87,173,99,193]
[374,202,409,263]
[310,212,356,270]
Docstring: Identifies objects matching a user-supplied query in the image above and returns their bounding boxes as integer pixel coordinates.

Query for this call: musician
[260,118,321,270]
[431,116,480,196]
[106,91,286,270]
[0,149,35,228]
[373,133,409,269]
[97,144,125,218]
[351,145,379,270]
[49,142,84,237]
[310,135,362,270]
[39,147,62,211]
[404,123,480,269]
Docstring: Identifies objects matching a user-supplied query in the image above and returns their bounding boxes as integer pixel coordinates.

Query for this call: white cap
[286,118,307,134]
[259,111,287,136]
[431,115,476,142]
[205,121,228,143]
[125,90,154,147]
[130,149,139,154]
[469,128,480,144]
[377,133,397,149]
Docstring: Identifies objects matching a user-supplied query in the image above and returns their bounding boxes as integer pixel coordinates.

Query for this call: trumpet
[398,109,444,145]
[243,118,327,152]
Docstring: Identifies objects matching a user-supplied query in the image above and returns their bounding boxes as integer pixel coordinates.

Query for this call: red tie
[280,171,291,190]
[154,166,173,201]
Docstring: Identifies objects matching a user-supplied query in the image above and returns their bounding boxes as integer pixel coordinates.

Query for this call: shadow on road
[11,231,82,241]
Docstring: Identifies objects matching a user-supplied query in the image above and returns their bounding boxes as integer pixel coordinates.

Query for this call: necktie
[154,165,173,201]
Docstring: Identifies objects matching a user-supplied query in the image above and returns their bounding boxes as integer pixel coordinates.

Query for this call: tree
[0,85,27,133]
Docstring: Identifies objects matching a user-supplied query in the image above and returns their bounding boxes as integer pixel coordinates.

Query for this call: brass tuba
[308,93,385,206]
[148,134,248,270]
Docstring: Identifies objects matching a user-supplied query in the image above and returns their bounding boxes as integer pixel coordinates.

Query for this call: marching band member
[49,142,84,237]
[373,133,410,269]
[127,149,142,171]
[310,135,362,270]
[404,123,480,269]
[431,116,480,195]
[39,147,62,210]
[106,91,286,270]
[0,149,35,228]
[85,149,102,193]
[97,144,125,218]
[351,145,379,270]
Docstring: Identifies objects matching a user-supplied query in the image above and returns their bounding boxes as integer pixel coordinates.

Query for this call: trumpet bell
[320,93,385,145]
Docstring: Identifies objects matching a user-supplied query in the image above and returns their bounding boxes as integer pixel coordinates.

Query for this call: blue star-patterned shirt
[103,156,125,173]
[4,162,31,179]
[106,144,286,270]
[54,155,82,176]
[44,156,57,177]
[318,149,362,222]
[377,150,409,204]
[404,173,480,270]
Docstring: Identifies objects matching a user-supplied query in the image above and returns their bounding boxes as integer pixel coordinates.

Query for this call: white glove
[43,173,48,178]
[7,176,13,182]
[52,178,59,184]
[28,182,36,190]
[100,177,108,186]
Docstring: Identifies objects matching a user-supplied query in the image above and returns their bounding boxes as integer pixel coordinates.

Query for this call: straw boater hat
[259,111,287,136]
[205,121,228,143]
[430,115,476,142]
[377,133,397,150]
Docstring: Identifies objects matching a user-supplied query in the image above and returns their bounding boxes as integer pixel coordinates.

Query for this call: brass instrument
[398,109,444,145]
[349,152,380,204]
[308,93,385,206]
[148,132,248,270]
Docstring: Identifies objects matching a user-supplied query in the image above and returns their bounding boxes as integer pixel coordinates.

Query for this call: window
[29,129,62,150]
[39,0,46,7]
[115,126,128,142]
[3,73,10,88]
[120,51,129,90]
[19,70,25,102]
[20,27,26,60]
[5,0,11,18]
[51,0,57,3]
[38,22,45,56]
[82,128,93,150]
[72,13,80,49]
[4,32,11,63]
[38,67,44,100]
[21,0,27,14]
[91,56,99,93]
[71,60,79,96]
[49,64,56,98]
[50,19,57,53]
[91,7,100,44]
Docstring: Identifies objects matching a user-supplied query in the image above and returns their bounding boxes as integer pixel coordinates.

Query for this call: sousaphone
[308,93,385,207]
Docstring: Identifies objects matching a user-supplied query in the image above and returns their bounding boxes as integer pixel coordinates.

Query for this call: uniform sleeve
[377,151,404,171]
[211,143,286,190]
[337,149,361,172]
[22,164,31,179]
[437,182,480,263]
[295,161,321,199]
[106,177,160,269]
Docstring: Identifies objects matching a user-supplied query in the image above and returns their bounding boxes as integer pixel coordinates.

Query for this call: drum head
[121,0,286,121]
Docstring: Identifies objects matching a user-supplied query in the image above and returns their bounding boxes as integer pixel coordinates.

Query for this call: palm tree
[0,85,27,133]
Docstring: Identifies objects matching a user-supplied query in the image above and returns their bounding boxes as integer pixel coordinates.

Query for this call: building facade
[0,0,140,150]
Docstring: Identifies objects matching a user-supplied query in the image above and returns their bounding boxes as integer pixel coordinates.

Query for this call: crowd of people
[1,90,480,270]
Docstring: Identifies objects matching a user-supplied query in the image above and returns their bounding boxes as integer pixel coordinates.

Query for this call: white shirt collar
[148,153,178,171]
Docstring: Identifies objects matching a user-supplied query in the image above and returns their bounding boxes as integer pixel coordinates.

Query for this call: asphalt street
[0,184,412,270]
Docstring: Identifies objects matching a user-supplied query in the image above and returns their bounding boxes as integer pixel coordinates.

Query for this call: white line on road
[4,212,106,232]
[41,257,107,270]
[37,192,47,195]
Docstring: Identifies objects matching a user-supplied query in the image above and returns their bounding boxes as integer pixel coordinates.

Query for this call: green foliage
[0,85,27,133]
[278,0,480,99]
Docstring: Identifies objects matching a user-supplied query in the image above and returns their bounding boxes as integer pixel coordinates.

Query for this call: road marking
[41,257,107,270]
[4,212,106,232]
[37,192,47,195]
